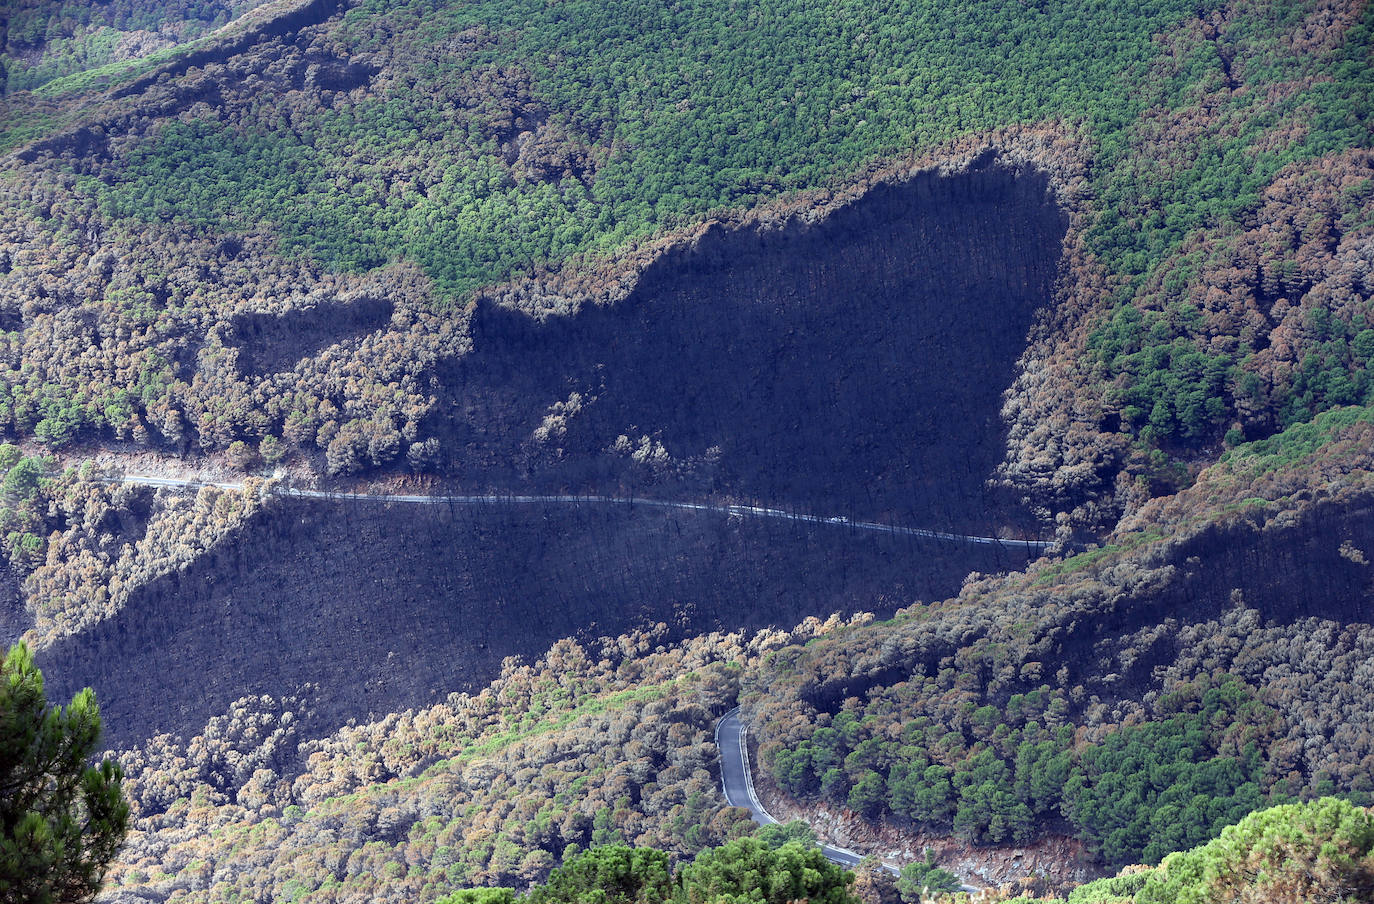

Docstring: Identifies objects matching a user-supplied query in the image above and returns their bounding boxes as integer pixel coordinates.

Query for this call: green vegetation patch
[767,676,1288,864]
[439,838,861,904]
[95,0,1209,299]
[425,679,680,773]
[74,0,1374,472]
[1135,797,1374,904]
[1,0,267,94]
[1218,403,1374,476]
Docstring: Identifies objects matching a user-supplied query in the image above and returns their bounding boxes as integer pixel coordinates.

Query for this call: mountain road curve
[94,465,1003,890]
[100,473,1057,553]
[715,708,981,892]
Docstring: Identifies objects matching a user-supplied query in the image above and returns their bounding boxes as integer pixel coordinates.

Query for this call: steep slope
[445,164,1065,533]
[0,0,1364,526]
[39,493,1036,751]
[0,0,1370,898]
[85,438,1374,900]
[22,159,1063,750]
[743,409,1374,871]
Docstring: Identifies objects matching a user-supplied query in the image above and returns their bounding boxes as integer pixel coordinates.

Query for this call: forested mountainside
[0,0,1369,528]
[0,0,275,94]
[1,0,1373,900]
[70,406,1373,902]
[447,798,1374,904]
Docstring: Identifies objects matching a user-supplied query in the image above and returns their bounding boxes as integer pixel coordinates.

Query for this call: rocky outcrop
[757,778,1105,890]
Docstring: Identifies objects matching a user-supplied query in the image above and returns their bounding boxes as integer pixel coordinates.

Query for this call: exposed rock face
[445,164,1068,536]
[758,782,1105,890]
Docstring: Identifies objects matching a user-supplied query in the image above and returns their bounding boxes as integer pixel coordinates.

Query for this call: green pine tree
[0,642,129,904]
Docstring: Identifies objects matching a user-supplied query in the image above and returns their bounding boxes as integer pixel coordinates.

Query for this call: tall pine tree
[0,643,129,903]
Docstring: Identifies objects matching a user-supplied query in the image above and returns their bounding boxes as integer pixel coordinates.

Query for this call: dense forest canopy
[81,0,1368,302]
[0,0,1366,525]
[436,798,1374,904]
[0,0,275,94]
[1,0,1373,901]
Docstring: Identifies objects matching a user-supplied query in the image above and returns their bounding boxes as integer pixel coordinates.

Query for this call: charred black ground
[43,499,1039,750]
[445,164,1067,536]
[41,165,1068,749]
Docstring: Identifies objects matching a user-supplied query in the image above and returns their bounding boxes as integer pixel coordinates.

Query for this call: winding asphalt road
[100,467,1003,886]
[716,708,979,892]
[715,709,876,869]
[105,474,1055,553]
